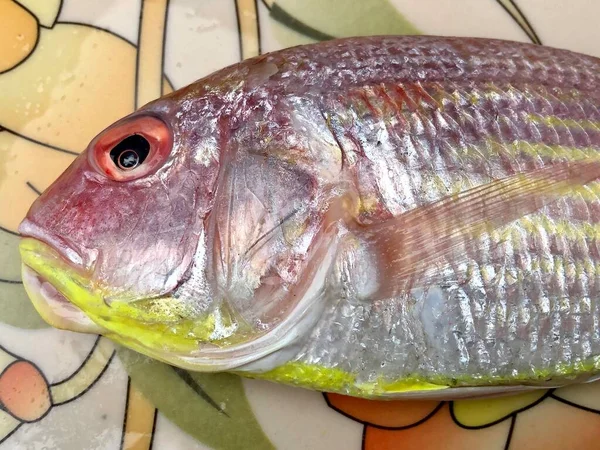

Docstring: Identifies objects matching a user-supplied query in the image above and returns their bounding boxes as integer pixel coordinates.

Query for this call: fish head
[18,70,341,371]
[17,84,231,366]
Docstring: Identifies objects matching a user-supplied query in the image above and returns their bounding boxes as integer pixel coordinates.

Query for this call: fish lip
[21,264,103,334]
[18,219,96,270]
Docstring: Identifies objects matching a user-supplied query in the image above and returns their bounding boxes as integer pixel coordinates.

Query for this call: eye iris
[109,135,150,171]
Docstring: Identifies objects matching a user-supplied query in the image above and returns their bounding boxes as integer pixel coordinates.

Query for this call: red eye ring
[90,115,173,182]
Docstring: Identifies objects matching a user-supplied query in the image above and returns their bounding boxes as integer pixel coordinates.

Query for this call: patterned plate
[2,1,600,449]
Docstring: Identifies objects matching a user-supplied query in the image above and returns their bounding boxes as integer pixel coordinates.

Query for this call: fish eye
[110,135,150,171]
[90,115,172,182]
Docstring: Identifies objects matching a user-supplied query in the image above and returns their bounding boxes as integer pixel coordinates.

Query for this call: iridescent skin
[18,36,600,399]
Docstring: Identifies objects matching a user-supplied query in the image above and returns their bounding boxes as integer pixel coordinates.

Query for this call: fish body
[18,35,600,399]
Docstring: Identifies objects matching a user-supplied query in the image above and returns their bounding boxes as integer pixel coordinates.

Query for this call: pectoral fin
[347,160,600,299]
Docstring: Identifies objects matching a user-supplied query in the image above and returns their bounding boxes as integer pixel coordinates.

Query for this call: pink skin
[19,99,221,305]
[18,40,341,338]
[18,61,331,332]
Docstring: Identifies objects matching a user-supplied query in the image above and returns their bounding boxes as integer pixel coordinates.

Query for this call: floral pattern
[326,386,600,449]
[2,1,600,448]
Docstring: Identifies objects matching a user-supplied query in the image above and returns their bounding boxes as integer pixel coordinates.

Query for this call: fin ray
[350,160,600,299]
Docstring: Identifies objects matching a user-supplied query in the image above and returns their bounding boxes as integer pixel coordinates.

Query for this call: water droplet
[60,72,74,82]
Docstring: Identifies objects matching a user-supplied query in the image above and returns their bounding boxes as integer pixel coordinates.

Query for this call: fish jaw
[19,238,226,362]
[21,264,103,334]
[18,237,329,372]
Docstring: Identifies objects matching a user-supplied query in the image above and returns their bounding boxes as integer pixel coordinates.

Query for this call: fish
[17,35,600,400]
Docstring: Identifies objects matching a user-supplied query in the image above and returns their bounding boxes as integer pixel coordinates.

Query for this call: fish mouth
[18,219,93,269]
[21,265,103,334]
[19,238,210,357]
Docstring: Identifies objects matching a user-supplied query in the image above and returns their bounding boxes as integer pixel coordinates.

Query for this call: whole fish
[18,35,600,399]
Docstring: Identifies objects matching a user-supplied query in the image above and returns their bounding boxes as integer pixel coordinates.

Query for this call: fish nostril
[18,219,95,271]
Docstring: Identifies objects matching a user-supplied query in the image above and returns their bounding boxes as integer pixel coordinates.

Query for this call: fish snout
[18,219,97,272]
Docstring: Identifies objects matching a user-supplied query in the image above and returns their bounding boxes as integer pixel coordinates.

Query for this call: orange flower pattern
[325,384,600,449]
[0,360,51,423]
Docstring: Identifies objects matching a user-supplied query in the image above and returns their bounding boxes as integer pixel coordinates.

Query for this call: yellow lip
[21,264,103,334]
[19,238,229,364]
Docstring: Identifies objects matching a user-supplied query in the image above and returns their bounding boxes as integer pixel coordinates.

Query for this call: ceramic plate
[2,1,600,449]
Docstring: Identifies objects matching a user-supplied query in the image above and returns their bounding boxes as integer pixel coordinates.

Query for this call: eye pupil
[118,150,139,169]
[110,135,150,171]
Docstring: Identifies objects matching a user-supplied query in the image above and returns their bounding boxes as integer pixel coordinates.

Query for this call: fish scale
[280,53,600,386]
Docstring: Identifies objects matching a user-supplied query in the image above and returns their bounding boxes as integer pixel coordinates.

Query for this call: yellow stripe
[0,348,17,374]
[0,411,20,440]
[236,0,260,59]
[136,0,169,107]
[517,215,600,247]
[121,384,156,450]
[50,338,114,404]
[527,114,600,133]
[449,140,600,202]
[487,140,600,162]
[423,173,600,205]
